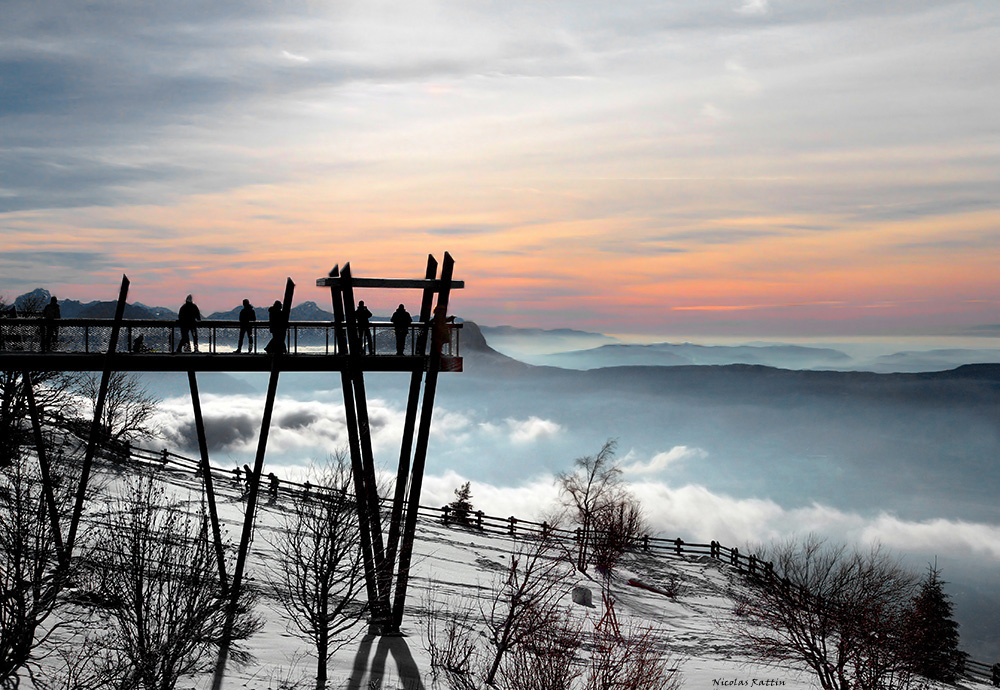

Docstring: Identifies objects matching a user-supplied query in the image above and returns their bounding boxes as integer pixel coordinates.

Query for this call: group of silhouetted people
[354,301,417,356]
[173,295,286,354]
[24,293,449,357]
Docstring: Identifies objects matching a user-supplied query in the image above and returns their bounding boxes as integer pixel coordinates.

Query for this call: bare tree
[266,452,366,690]
[85,476,261,690]
[1,371,81,468]
[557,440,644,573]
[481,534,575,686]
[731,535,917,690]
[77,371,160,446]
[0,459,68,686]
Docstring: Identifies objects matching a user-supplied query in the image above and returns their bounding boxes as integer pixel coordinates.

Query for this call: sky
[2,0,999,337]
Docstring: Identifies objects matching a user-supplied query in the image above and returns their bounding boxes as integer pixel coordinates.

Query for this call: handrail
[0,317,462,358]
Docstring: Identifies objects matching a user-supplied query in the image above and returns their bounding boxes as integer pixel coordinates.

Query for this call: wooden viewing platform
[5,253,467,686]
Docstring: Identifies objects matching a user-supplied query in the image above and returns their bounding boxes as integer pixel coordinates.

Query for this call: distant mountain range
[9,288,341,323]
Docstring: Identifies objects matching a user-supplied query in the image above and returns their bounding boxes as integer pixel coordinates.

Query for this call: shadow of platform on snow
[345,633,425,690]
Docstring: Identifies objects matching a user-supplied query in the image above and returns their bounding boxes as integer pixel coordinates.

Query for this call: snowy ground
[42,461,994,690]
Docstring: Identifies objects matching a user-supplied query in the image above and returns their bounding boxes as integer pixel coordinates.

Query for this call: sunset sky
[3,1,998,337]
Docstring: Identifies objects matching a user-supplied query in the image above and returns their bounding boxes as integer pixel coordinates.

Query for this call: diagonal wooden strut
[188,371,229,595]
[331,264,387,624]
[23,372,67,568]
[212,277,294,690]
[66,274,129,558]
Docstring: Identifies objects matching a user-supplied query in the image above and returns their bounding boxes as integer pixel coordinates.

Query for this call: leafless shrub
[498,606,582,690]
[266,451,367,690]
[584,617,679,690]
[589,497,647,575]
[731,535,917,690]
[86,476,261,690]
[481,534,575,686]
[422,595,479,690]
[0,458,67,684]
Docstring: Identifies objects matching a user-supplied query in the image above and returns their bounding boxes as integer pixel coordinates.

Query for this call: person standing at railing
[175,294,202,353]
[264,300,287,354]
[41,296,60,352]
[432,305,456,356]
[355,300,373,355]
[390,303,412,356]
[235,298,256,353]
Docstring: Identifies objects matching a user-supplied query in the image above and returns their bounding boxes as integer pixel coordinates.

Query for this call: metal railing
[0,317,461,358]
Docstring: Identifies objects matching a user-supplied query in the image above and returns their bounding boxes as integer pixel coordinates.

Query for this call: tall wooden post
[188,371,229,594]
[332,264,388,624]
[383,255,437,584]
[212,277,293,690]
[66,274,129,557]
[391,252,455,631]
[23,372,67,568]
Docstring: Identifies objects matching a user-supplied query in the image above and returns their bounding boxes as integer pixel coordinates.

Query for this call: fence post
[442,506,450,525]
[731,547,739,567]
[508,516,517,536]
[642,534,649,551]
[674,538,683,555]
[542,521,549,539]
[475,510,483,530]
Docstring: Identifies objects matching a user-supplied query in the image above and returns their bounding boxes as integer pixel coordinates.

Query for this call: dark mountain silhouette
[538,341,853,370]
[207,300,337,322]
[77,301,160,319]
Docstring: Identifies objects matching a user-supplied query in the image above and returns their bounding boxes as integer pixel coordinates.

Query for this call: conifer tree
[448,482,475,524]
[904,564,967,683]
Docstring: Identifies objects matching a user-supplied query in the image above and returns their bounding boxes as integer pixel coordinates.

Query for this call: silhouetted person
[176,294,201,352]
[432,305,456,356]
[355,300,373,355]
[41,296,60,352]
[243,463,253,494]
[264,300,286,354]
[268,472,279,500]
[390,303,412,356]
[130,334,146,353]
[235,298,256,352]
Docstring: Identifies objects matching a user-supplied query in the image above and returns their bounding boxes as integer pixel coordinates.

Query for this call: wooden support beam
[23,372,67,568]
[391,252,456,631]
[338,264,390,625]
[316,277,464,290]
[188,371,229,595]
[213,277,293,689]
[383,254,437,596]
[66,274,129,557]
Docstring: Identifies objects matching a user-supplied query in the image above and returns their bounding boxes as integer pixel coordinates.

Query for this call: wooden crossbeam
[315,277,464,290]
